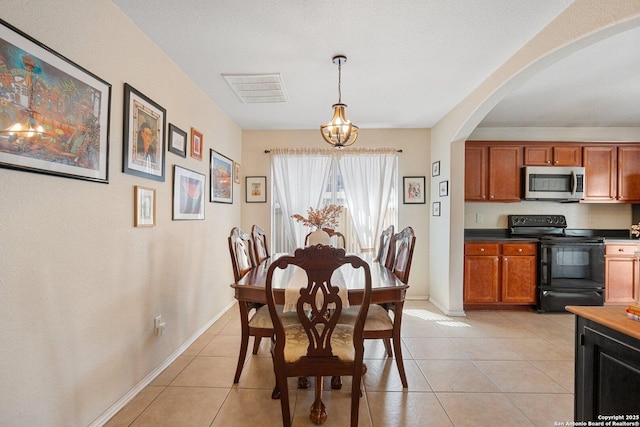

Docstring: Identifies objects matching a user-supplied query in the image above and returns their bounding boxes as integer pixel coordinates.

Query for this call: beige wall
[241,129,431,300]
[1,1,241,425]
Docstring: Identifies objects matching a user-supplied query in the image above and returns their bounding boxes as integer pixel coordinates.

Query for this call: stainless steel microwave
[523,166,585,201]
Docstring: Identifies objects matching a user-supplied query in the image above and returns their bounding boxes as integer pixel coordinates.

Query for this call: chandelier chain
[337,62,342,104]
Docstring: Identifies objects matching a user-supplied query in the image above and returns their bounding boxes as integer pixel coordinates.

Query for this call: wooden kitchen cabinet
[617,145,640,202]
[465,143,522,202]
[523,145,581,166]
[464,241,537,308]
[582,146,617,201]
[464,145,488,201]
[605,242,640,305]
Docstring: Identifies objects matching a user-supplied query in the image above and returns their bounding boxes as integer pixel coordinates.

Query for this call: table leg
[309,375,327,425]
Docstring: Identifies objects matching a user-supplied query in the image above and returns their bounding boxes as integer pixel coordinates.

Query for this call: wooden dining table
[231,252,409,306]
[230,252,409,424]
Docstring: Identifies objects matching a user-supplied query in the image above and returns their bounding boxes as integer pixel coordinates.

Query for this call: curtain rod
[264,149,403,153]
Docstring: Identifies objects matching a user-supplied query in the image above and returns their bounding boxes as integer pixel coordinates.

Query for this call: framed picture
[246,176,267,203]
[123,83,166,182]
[190,128,203,160]
[173,165,205,220]
[439,180,449,197]
[134,186,156,227]
[0,19,111,183]
[432,161,440,177]
[234,162,241,184]
[432,201,441,216]
[168,123,187,157]
[210,149,233,203]
[403,176,426,204]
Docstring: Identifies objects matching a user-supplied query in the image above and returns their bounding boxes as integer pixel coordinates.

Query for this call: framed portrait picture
[210,149,233,203]
[123,83,166,182]
[432,201,441,216]
[246,176,267,203]
[134,186,156,227]
[0,19,111,183]
[403,176,426,204]
[173,165,205,220]
[439,180,449,197]
[168,123,187,157]
[190,128,203,160]
[234,162,241,184]
[431,161,440,177]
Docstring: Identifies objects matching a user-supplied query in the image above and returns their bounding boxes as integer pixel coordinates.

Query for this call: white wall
[0,1,241,425]
[241,129,431,299]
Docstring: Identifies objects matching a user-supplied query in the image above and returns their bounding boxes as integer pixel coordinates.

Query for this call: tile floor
[105,300,576,426]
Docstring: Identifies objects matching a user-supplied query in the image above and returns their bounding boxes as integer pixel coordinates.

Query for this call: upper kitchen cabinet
[523,144,582,166]
[618,146,640,202]
[583,144,640,203]
[583,146,617,201]
[465,142,522,202]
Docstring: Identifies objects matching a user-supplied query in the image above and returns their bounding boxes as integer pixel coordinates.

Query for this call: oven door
[539,240,605,290]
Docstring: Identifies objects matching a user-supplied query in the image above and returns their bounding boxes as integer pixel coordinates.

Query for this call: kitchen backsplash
[464,201,633,229]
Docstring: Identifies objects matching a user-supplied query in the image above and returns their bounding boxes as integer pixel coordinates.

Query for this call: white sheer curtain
[337,148,398,252]
[270,148,333,250]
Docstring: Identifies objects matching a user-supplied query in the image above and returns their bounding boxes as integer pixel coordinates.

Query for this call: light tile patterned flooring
[106,300,575,426]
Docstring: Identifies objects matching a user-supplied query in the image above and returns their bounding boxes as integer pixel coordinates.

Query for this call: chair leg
[392,301,408,388]
[383,337,393,357]
[351,369,362,427]
[276,372,292,427]
[252,336,262,354]
[310,375,327,425]
[234,303,251,383]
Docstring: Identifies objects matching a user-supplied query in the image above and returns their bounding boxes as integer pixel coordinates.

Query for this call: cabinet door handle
[518,248,523,252]
[619,248,625,252]
[480,248,485,252]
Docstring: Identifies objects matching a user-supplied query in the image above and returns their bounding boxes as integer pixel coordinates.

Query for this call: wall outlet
[154,316,166,336]
[476,213,484,223]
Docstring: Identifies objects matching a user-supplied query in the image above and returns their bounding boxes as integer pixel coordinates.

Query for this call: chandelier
[320,55,358,148]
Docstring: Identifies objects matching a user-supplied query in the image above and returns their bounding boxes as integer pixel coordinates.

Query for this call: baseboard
[88,301,236,427]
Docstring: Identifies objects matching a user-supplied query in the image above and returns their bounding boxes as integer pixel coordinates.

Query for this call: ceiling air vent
[222,73,288,104]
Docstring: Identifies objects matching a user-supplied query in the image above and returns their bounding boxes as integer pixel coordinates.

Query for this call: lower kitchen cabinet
[605,242,640,305]
[464,241,537,308]
[570,307,640,422]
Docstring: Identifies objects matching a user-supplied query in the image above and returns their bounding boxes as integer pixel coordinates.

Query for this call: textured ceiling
[112,0,639,130]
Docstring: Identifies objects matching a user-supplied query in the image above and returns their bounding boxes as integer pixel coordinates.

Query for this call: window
[270,149,398,254]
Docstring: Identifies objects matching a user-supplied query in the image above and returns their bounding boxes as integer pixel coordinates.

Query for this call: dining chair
[266,245,371,427]
[228,227,272,383]
[391,226,416,284]
[339,226,415,389]
[374,225,394,266]
[251,224,270,264]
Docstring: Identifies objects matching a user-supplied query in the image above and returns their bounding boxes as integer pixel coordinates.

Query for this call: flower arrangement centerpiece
[292,204,342,230]
[632,223,640,239]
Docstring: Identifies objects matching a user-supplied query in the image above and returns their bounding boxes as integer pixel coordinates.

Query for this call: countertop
[566,305,640,341]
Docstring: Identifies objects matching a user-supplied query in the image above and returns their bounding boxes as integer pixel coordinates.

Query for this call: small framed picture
[190,128,203,160]
[246,176,267,203]
[210,149,233,203]
[439,180,449,197]
[234,162,241,184]
[432,201,441,216]
[134,186,156,227]
[168,123,187,157]
[432,161,440,177]
[173,165,205,220]
[403,176,426,204]
[123,83,166,182]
